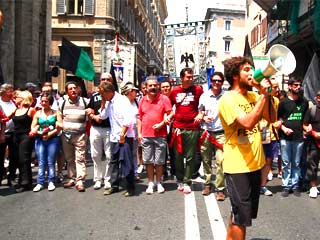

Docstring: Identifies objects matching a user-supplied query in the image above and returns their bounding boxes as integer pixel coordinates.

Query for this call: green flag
[59,37,95,81]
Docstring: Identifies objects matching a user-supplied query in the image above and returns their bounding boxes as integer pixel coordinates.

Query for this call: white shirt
[126,100,138,138]
[35,95,59,110]
[0,98,17,133]
[100,92,132,142]
[198,89,224,132]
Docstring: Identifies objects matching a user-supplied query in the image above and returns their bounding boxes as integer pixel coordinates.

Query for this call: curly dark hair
[222,56,253,86]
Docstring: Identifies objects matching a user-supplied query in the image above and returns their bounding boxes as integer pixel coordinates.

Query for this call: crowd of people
[0,57,320,239]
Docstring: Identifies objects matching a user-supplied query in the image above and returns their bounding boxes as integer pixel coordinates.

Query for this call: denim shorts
[225,170,261,227]
[142,137,167,165]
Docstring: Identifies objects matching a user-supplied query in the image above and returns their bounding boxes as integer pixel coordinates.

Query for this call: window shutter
[56,0,66,15]
[84,0,94,16]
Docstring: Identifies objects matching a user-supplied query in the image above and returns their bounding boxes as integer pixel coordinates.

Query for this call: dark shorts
[225,170,261,227]
[263,140,279,159]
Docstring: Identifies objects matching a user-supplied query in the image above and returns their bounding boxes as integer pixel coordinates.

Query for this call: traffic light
[51,66,59,77]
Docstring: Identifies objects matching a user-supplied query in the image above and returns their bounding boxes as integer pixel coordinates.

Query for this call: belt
[209,130,224,134]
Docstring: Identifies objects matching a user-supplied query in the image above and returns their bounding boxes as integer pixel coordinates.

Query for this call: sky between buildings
[165,0,246,24]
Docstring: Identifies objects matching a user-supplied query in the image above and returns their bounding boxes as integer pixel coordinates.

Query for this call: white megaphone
[253,44,296,83]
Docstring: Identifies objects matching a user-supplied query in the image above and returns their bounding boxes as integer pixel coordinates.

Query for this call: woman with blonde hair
[12,90,36,193]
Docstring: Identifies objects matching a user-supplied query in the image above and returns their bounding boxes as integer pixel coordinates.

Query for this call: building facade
[0,0,51,88]
[51,0,167,91]
[250,0,320,92]
[204,3,246,75]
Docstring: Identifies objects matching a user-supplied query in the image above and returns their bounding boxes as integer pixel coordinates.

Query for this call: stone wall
[0,0,50,88]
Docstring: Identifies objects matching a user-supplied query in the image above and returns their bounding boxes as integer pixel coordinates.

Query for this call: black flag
[244,35,255,69]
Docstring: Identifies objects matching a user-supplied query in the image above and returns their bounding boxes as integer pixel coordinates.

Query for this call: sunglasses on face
[212,79,223,83]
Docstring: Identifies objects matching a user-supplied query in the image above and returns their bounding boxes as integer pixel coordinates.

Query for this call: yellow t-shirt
[218,91,265,174]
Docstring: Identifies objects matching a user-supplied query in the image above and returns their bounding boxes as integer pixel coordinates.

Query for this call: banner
[101,40,135,88]
[303,53,320,104]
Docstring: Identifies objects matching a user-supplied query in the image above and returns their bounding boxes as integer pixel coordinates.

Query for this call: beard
[291,88,303,96]
[148,88,157,94]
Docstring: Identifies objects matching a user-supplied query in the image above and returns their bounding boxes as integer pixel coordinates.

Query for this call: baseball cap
[25,82,37,88]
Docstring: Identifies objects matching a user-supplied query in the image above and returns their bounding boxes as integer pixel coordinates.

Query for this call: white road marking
[185,191,201,240]
[204,194,227,240]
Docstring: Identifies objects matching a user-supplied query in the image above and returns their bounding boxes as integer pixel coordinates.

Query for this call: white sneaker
[157,183,165,194]
[191,176,205,184]
[94,181,102,190]
[267,172,273,181]
[260,186,273,196]
[146,182,154,194]
[183,184,191,194]
[137,165,144,174]
[33,184,44,192]
[48,182,56,191]
[177,183,184,192]
[309,187,319,198]
[104,181,111,190]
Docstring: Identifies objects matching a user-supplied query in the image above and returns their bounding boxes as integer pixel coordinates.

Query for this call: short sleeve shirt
[218,91,265,174]
[170,85,203,130]
[138,94,172,137]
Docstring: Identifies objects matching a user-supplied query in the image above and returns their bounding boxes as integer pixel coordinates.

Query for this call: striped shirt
[59,96,89,133]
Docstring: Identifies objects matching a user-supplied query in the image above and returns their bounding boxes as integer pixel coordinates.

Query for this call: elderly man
[35,83,59,110]
[59,81,90,192]
[99,81,135,197]
[137,77,172,194]
[0,84,17,186]
[87,72,113,190]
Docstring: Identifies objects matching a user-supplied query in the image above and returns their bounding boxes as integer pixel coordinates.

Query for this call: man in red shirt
[168,68,204,194]
[137,77,172,194]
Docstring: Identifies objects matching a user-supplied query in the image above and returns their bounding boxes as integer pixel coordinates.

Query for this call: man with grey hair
[0,84,18,186]
[99,81,135,197]
[60,81,91,192]
[137,77,172,194]
[87,72,113,190]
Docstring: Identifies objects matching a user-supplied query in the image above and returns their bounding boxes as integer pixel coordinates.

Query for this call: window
[67,0,83,14]
[225,40,230,52]
[225,20,231,31]
[56,0,94,16]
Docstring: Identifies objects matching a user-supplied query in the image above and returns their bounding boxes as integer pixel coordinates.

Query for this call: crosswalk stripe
[204,194,227,240]
[185,192,201,240]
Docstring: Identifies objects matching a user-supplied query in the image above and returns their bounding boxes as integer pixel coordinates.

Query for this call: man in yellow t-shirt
[218,56,277,240]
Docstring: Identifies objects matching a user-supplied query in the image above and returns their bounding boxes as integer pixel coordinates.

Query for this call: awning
[254,0,278,13]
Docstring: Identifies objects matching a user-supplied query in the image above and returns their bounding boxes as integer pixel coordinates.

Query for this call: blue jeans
[35,137,60,185]
[280,140,304,190]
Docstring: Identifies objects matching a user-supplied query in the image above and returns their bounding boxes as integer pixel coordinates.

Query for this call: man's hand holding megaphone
[250,77,273,96]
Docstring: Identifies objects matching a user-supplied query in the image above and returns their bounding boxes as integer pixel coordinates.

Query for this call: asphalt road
[1,160,320,240]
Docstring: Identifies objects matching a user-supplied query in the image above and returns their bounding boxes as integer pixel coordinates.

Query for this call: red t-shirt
[138,94,172,137]
[170,85,203,130]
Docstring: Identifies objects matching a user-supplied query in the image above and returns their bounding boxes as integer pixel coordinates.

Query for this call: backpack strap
[60,96,87,115]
